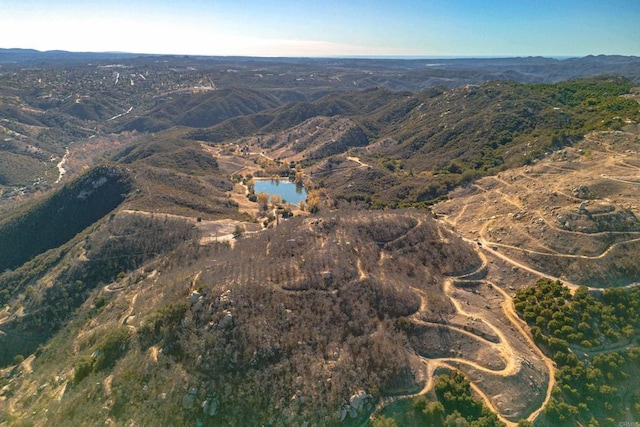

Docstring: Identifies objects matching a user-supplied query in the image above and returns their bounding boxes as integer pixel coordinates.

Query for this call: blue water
[254,179,307,205]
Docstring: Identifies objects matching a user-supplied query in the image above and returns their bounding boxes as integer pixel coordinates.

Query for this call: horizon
[0,47,621,62]
[2,1,639,58]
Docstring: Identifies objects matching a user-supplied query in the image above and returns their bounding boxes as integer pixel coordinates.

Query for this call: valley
[1,53,640,426]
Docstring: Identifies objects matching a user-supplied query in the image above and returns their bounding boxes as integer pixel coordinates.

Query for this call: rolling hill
[1,52,640,427]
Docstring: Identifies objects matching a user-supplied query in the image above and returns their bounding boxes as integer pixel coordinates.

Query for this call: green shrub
[138,302,188,347]
[73,355,94,384]
[93,326,130,373]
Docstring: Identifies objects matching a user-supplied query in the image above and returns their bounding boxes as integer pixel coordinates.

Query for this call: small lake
[254,179,307,205]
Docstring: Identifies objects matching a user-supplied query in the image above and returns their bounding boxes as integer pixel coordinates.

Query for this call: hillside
[433,124,640,288]
[1,210,553,426]
[118,88,283,133]
[1,53,639,191]
[0,165,132,273]
[203,77,639,209]
[1,52,640,427]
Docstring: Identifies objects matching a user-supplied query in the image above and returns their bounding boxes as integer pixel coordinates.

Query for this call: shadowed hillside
[0,165,132,272]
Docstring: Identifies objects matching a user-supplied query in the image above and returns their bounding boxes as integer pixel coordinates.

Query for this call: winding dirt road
[370,235,557,426]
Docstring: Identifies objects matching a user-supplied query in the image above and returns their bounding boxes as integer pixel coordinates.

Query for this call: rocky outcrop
[182,386,198,409]
[336,390,371,421]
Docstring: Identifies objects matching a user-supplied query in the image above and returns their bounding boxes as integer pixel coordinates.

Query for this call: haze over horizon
[2,0,640,58]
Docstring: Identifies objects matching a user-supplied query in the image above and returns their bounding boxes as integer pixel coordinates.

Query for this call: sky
[1,0,639,58]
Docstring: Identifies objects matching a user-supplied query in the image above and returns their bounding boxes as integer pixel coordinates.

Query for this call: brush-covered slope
[0,165,132,273]
[0,128,246,366]
[109,131,243,219]
[1,211,484,426]
[215,76,639,208]
[0,209,198,366]
[119,88,282,132]
[186,87,410,143]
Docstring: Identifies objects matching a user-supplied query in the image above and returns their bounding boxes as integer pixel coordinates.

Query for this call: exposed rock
[337,406,348,422]
[217,290,231,306]
[348,406,357,418]
[190,291,202,304]
[573,185,592,199]
[192,300,204,313]
[290,389,304,405]
[182,386,198,409]
[218,311,233,328]
[349,390,368,412]
[202,398,218,416]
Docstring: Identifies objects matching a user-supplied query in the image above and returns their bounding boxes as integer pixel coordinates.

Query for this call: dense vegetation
[0,165,132,273]
[0,212,197,365]
[514,279,640,424]
[374,371,505,427]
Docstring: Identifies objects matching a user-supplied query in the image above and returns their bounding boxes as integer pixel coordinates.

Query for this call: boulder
[337,405,348,422]
[573,186,592,199]
[218,311,233,328]
[348,406,357,418]
[190,291,202,304]
[349,390,368,412]
[192,300,204,313]
[202,398,218,416]
[182,386,198,409]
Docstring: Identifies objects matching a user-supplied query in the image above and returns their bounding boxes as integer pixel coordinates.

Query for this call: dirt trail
[370,227,553,426]
[356,258,368,280]
[490,280,557,422]
[600,174,640,185]
[445,280,513,370]
[476,218,640,294]
[417,131,640,423]
[476,237,581,291]
[346,156,370,168]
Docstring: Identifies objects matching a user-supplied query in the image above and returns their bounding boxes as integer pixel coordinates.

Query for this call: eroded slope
[434,126,640,287]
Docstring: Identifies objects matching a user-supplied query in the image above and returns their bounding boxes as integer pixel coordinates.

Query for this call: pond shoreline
[253,178,307,205]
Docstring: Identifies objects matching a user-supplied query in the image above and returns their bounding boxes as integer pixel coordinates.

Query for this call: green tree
[424,401,445,426]
[372,415,398,427]
[445,410,469,427]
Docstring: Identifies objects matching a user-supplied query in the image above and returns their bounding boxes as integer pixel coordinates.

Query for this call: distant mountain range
[2,48,639,84]
[0,48,145,64]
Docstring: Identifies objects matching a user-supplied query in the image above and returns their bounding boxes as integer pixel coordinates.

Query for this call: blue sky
[2,0,639,57]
